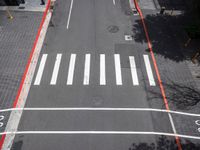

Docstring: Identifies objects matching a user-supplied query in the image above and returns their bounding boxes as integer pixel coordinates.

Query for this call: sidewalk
[0,0,51,134]
[135,0,200,111]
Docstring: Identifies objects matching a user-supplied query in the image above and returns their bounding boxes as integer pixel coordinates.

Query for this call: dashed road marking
[83,54,91,85]
[114,54,122,85]
[66,0,74,29]
[50,54,62,85]
[67,54,76,85]
[34,54,48,85]
[100,54,106,85]
[129,56,139,85]
[143,55,156,86]
[113,0,116,5]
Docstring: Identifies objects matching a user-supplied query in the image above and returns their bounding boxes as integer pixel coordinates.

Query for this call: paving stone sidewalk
[137,0,200,111]
[0,9,43,110]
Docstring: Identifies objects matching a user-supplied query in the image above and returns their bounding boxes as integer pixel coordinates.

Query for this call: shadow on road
[148,79,200,110]
[132,13,196,62]
[132,0,200,63]
[129,136,200,150]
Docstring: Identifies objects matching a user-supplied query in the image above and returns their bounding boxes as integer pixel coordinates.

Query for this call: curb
[0,0,52,149]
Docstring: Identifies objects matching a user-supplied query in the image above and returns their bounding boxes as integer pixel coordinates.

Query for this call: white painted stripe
[113,0,116,5]
[34,54,48,85]
[114,54,122,85]
[66,0,74,29]
[67,54,76,85]
[50,54,62,85]
[0,107,200,117]
[143,55,156,86]
[168,113,178,135]
[129,56,139,85]
[100,54,106,85]
[83,54,91,85]
[0,131,200,140]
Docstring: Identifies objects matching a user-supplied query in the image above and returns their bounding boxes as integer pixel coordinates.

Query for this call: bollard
[41,0,45,5]
[184,38,191,47]
[192,49,200,64]
[171,9,174,15]
[6,7,13,19]
[160,6,166,14]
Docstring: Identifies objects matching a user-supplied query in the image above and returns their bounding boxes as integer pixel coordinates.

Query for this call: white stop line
[0,107,200,117]
[0,131,200,140]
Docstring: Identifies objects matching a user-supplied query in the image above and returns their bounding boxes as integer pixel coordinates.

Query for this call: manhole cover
[107,25,119,33]
[92,97,103,106]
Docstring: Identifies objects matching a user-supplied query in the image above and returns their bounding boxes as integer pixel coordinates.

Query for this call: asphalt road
[4,0,200,149]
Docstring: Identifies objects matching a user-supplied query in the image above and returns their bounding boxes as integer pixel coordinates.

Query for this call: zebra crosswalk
[33,53,156,86]
[67,54,76,85]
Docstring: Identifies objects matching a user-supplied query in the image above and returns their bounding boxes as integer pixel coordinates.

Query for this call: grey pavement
[0,10,43,132]
[137,0,200,148]
[1,0,200,149]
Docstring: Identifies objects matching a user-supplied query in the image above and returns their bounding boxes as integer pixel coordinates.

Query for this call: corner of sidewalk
[138,0,200,90]
[0,0,53,109]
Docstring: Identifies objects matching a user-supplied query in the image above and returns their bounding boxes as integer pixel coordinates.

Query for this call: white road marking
[168,113,178,137]
[114,54,122,85]
[66,0,74,29]
[34,54,48,85]
[2,10,52,150]
[129,56,139,85]
[195,120,200,126]
[67,54,76,85]
[113,0,116,5]
[1,107,200,117]
[100,54,106,85]
[143,55,156,86]
[50,54,62,85]
[0,131,200,140]
[83,54,91,85]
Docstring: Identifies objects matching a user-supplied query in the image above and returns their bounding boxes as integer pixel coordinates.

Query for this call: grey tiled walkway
[0,11,43,109]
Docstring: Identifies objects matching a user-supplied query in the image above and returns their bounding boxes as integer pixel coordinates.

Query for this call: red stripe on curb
[132,0,182,150]
[13,0,51,108]
[0,0,51,149]
[0,134,6,150]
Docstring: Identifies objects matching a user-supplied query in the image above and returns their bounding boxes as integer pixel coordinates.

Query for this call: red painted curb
[132,0,182,149]
[0,134,6,149]
[0,0,51,149]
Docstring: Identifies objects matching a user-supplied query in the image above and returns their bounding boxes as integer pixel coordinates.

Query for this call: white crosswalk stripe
[34,54,48,85]
[114,54,122,85]
[83,54,91,85]
[100,54,106,85]
[143,55,156,86]
[67,54,76,85]
[50,54,62,85]
[129,56,139,85]
[34,53,156,86]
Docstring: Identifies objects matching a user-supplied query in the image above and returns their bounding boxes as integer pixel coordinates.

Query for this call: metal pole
[6,6,13,19]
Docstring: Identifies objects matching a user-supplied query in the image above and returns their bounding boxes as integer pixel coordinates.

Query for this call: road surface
[1,0,200,149]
